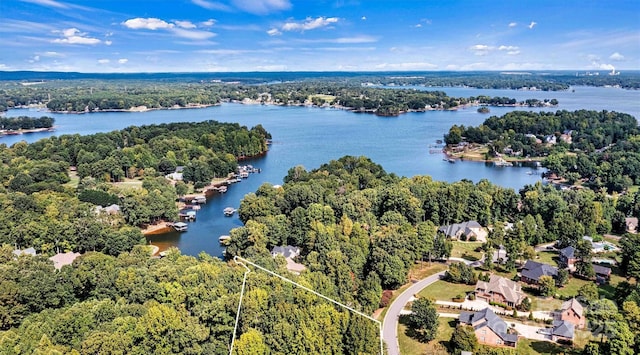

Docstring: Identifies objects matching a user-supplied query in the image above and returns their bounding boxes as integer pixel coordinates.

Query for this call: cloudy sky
[0,0,638,72]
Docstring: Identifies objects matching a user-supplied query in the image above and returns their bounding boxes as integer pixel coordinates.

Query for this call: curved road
[382,270,446,355]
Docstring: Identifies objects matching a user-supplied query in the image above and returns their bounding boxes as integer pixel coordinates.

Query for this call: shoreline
[25,103,219,115]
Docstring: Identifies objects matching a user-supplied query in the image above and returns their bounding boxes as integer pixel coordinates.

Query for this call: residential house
[12,247,37,257]
[475,275,526,308]
[520,260,558,285]
[49,251,81,270]
[554,298,586,329]
[439,220,487,242]
[552,320,575,343]
[458,308,518,348]
[271,245,306,275]
[558,246,576,270]
[593,264,612,284]
[626,217,638,234]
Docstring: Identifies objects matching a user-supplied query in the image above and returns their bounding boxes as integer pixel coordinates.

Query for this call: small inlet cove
[3,86,639,257]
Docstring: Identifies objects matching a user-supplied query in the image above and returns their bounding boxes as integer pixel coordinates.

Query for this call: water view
[3,86,639,257]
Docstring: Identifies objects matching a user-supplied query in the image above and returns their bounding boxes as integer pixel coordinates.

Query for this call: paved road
[382,270,446,355]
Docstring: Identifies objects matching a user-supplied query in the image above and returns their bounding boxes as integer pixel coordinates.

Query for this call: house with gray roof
[475,275,526,308]
[554,298,586,329]
[552,320,575,343]
[520,260,558,285]
[439,220,487,242]
[558,246,576,269]
[458,308,518,348]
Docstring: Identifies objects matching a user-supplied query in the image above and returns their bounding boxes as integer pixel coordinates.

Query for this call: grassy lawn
[398,316,455,355]
[535,251,559,266]
[64,170,79,188]
[517,338,580,355]
[451,241,484,261]
[556,276,591,298]
[308,94,336,103]
[418,280,475,301]
[113,178,143,189]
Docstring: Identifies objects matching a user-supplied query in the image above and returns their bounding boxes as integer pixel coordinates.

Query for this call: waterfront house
[271,245,306,274]
[520,260,558,285]
[551,320,575,343]
[558,246,576,269]
[438,220,487,242]
[474,275,526,308]
[458,308,518,348]
[553,298,585,329]
[49,251,81,270]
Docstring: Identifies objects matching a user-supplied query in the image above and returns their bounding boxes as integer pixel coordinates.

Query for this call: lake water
[3,86,639,257]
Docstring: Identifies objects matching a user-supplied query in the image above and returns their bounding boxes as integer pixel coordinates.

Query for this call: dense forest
[0,120,270,253]
[0,79,555,117]
[3,155,640,353]
[1,70,639,91]
[444,110,640,192]
[0,116,54,131]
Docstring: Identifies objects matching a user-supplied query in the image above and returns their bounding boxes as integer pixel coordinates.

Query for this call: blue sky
[0,0,638,72]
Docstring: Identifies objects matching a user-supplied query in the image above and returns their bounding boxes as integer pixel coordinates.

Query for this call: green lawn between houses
[450,241,484,261]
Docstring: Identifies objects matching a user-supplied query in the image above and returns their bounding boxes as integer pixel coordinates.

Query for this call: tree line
[0,116,54,131]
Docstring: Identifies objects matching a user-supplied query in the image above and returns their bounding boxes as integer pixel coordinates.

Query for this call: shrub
[379,290,393,308]
[469,235,477,242]
[468,293,476,301]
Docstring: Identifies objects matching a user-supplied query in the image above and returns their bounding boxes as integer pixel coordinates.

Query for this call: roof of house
[475,275,525,305]
[561,298,584,318]
[12,247,37,257]
[49,252,81,270]
[559,246,575,259]
[553,320,575,339]
[459,308,518,344]
[439,220,482,237]
[521,260,558,282]
[592,264,611,276]
[271,245,301,259]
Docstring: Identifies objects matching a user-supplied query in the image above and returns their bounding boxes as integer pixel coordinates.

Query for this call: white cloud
[97,59,110,64]
[415,24,422,28]
[282,17,339,31]
[123,18,174,30]
[171,28,216,40]
[105,40,112,46]
[191,0,232,11]
[22,0,67,9]
[267,28,282,36]
[498,45,518,51]
[609,52,625,61]
[118,58,128,64]
[333,35,376,44]
[52,28,101,45]
[587,54,600,61]
[599,63,615,70]
[0,64,8,69]
[470,44,492,56]
[528,21,537,29]
[42,51,64,57]
[361,16,367,20]
[175,20,197,29]
[231,0,291,15]
[201,19,216,27]
[375,62,438,70]
[507,50,520,55]
[508,22,517,28]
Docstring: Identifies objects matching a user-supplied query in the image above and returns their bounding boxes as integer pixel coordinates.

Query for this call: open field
[418,280,475,301]
[451,241,484,261]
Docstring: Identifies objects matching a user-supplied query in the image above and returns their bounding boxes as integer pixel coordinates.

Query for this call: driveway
[382,271,446,355]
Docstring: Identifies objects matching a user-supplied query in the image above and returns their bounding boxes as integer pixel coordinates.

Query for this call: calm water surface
[3,86,639,257]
